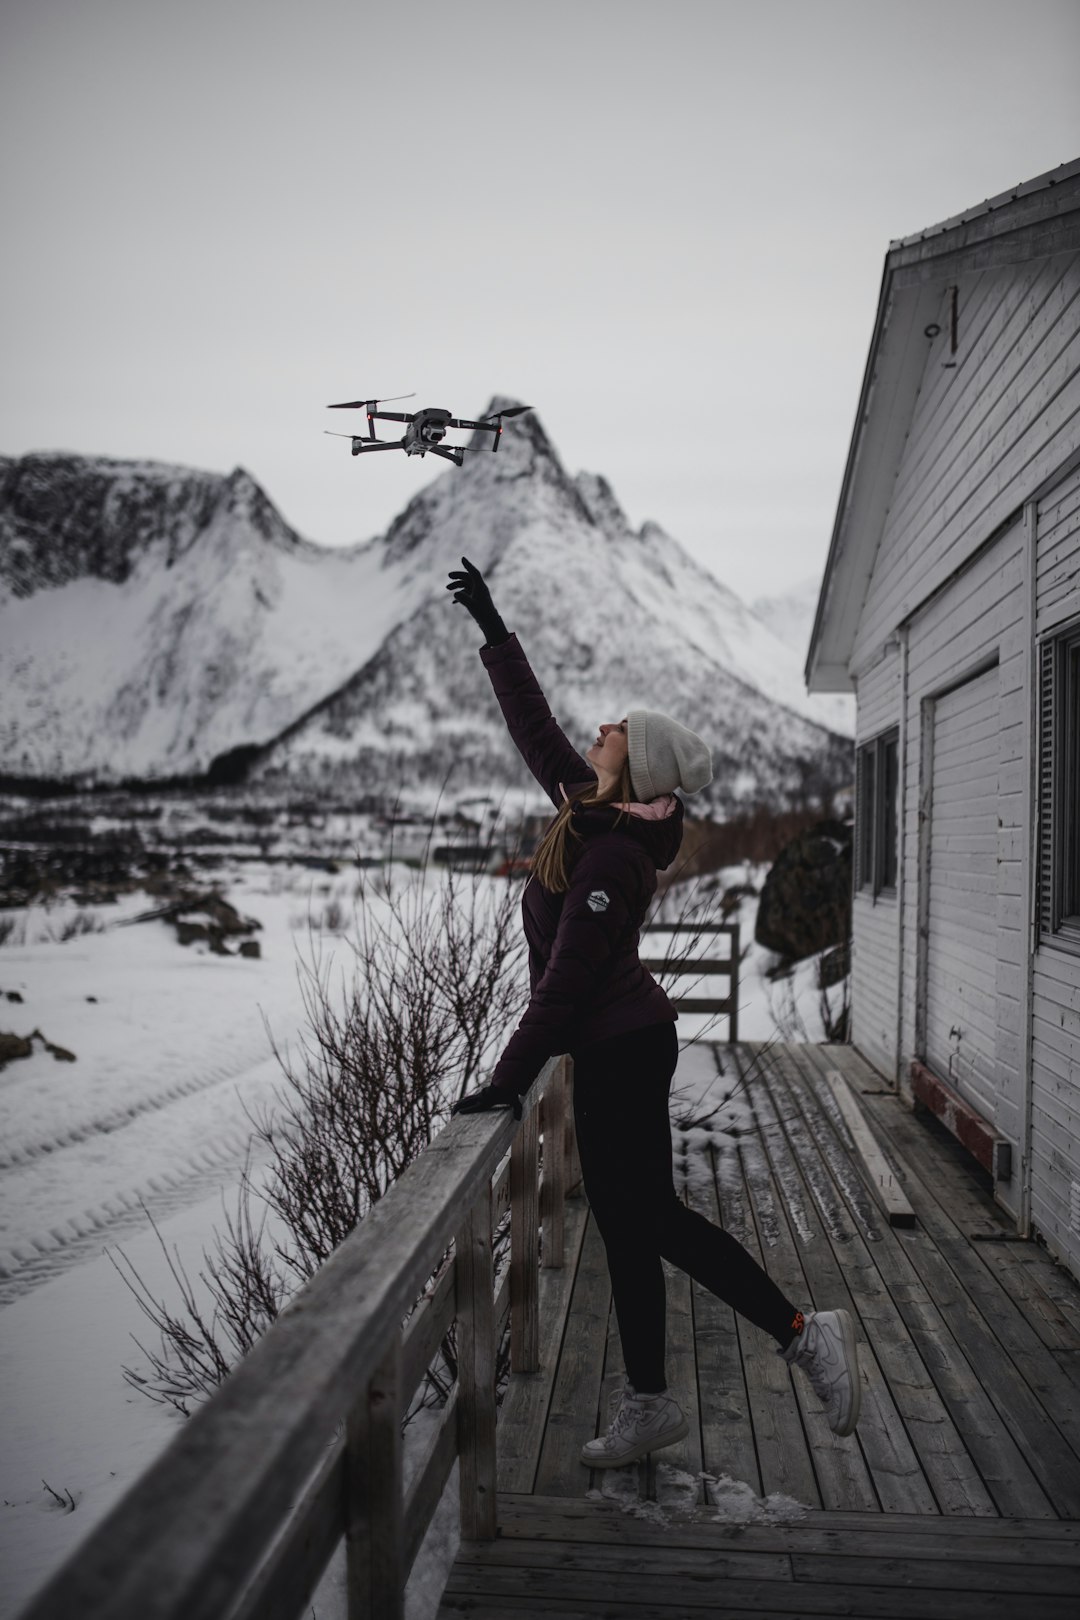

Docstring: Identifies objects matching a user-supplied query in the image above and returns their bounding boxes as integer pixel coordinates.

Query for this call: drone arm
[369,410,414,425]
[448,417,497,433]
[427,445,465,467]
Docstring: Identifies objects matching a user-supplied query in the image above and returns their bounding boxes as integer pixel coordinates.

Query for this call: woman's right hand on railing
[446,556,510,648]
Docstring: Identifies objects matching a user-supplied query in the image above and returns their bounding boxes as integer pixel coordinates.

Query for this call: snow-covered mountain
[251,403,853,816]
[1,412,853,814]
[0,453,417,780]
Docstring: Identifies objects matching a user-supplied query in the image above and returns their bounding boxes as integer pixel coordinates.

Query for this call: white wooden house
[806,157,1080,1277]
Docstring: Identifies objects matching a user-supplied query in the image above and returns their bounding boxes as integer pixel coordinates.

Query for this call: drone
[324,394,532,467]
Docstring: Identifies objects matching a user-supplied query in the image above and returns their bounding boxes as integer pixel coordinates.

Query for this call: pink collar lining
[558,784,678,820]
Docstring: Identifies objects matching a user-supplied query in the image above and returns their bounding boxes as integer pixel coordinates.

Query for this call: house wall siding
[853,252,1080,673]
[1030,460,1080,1273]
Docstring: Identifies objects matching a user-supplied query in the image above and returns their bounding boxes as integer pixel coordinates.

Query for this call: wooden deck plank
[655,1256,705,1502]
[494,1492,1080,1548]
[735,1125,881,1512]
[497,1193,589,1495]
[823,1067,916,1226]
[740,1047,940,1515]
[442,1040,1080,1618]
[439,1561,1080,1617]
[533,1210,612,1499]
[455,1534,1078,1595]
[786,1043,1059,1518]
[716,1126,822,1506]
[756,1045,1000,1517]
[688,1152,763,1496]
[796,1043,1080,1517]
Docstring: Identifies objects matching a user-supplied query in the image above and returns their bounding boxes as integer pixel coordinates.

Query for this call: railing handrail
[17,1054,571,1620]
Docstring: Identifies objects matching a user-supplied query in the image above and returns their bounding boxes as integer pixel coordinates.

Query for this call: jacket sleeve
[479,632,594,810]
[489,841,641,1096]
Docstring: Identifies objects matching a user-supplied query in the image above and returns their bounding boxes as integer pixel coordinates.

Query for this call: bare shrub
[58,909,106,941]
[112,785,530,1422]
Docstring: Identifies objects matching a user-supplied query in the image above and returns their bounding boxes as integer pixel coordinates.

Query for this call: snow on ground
[0,855,839,1617]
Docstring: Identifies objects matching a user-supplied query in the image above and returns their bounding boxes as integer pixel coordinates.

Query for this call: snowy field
[0,853,839,1618]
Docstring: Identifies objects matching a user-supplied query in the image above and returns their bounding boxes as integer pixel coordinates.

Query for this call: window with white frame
[1038,622,1080,947]
[854,728,898,896]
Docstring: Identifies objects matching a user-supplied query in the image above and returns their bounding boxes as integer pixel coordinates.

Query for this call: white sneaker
[579,1381,689,1468]
[780,1308,861,1437]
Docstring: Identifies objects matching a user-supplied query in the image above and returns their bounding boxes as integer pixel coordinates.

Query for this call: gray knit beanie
[626,710,713,800]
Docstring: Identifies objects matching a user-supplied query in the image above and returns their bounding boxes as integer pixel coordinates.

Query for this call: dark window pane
[1066,643,1080,921]
[882,735,898,890]
[858,745,875,891]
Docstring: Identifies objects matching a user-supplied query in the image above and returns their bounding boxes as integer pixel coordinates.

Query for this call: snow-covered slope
[0,454,414,780]
[751,577,852,736]
[254,403,853,817]
[1,419,853,811]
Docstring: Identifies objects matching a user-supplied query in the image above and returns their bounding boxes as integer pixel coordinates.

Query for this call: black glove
[451,1083,523,1121]
[445,556,510,648]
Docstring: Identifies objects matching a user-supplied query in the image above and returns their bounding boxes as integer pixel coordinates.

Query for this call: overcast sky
[2,0,1078,604]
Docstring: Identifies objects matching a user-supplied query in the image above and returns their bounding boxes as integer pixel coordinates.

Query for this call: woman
[447,556,861,1466]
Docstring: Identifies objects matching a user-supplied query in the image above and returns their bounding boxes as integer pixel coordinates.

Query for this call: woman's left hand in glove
[451,1084,523,1121]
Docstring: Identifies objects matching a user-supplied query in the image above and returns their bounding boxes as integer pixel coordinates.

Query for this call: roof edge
[887,155,1080,252]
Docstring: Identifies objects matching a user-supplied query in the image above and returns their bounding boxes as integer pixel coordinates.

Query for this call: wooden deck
[437,1040,1080,1617]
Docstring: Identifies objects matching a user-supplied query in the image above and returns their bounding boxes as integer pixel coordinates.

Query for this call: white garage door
[925,666,1000,1125]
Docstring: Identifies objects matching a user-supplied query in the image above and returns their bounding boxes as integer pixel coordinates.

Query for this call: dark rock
[755,819,852,964]
[0,1028,76,1067]
[6,990,24,1002]
[819,941,851,988]
[0,1031,33,1068]
[86,995,98,1002]
[239,940,261,958]
[176,921,209,945]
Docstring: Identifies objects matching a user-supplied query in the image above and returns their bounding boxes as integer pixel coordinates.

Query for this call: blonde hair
[529,759,637,894]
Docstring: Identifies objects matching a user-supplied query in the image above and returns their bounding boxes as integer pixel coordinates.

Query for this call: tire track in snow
[0,1047,270,1170]
[0,1128,264,1307]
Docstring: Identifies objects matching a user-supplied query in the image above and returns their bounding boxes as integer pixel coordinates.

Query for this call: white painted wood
[850,648,903,1083]
[1031,457,1080,1275]
[854,255,1080,668]
[925,665,1001,1127]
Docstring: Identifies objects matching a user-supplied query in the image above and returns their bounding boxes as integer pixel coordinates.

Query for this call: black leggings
[569,1020,799,1395]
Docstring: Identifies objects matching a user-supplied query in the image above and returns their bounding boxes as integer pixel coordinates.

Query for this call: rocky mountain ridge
[1,410,852,814]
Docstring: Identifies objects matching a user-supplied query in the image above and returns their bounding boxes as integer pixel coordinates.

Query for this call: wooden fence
[640,920,741,1039]
[18,1054,581,1620]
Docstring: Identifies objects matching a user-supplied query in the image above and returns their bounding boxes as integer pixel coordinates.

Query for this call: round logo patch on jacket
[587,889,611,913]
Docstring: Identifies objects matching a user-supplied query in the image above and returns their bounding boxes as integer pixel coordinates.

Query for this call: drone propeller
[327,392,417,409]
[481,405,532,421]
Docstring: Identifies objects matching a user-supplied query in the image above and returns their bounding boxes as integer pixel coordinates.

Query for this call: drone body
[325,395,532,467]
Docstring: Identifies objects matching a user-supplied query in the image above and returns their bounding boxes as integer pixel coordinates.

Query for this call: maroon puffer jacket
[481,633,684,1096]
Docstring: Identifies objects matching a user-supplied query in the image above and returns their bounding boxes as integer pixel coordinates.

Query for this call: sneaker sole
[833,1308,861,1437]
[579,1416,689,1468]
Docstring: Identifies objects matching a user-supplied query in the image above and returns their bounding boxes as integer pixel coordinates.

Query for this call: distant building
[807,159,1080,1277]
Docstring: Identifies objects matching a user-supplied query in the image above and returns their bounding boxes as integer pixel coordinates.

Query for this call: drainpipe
[1019,500,1038,1236]
[894,622,910,1097]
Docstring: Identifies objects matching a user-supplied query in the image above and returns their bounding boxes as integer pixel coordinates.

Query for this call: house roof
[805,157,1080,694]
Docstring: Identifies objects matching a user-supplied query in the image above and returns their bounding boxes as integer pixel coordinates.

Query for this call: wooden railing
[18,1054,581,1620]
[641,920,741,1040]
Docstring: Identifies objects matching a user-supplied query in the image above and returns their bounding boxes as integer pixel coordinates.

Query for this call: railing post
[565,1055,583,1197]
[541,1055,569,1267]
[510,1100,540,1373]
[455,1187,497,1540]
[345,1332,404,1620]
[729,923,740,1043]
